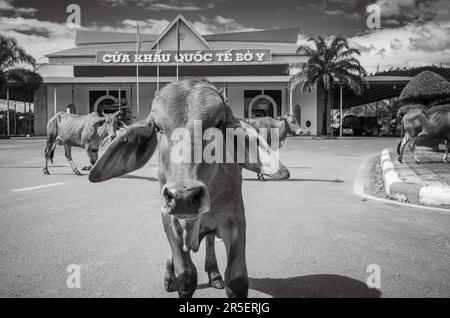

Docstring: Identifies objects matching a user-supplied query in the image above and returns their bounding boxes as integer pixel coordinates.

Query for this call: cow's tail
[397,120,404,155]
[45,113,59,164]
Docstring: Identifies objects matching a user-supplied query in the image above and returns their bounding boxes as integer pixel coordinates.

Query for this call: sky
[0,0,449,72]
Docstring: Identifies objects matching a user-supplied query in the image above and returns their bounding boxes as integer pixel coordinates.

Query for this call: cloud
[376,0,450,23]
[325,9,361,21]
[0,0,37,16]
[0,13,260,63]
[145,3,202,11]
[348,21,450,72]
[97,0,229,11]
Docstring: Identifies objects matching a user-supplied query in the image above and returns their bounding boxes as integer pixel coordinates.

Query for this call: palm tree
[0,34,42,135]
[289,36,367,136]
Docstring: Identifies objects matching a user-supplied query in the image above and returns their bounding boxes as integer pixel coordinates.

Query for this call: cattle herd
[41,78,450,298]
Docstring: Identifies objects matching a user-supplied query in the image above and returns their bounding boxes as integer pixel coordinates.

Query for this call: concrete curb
[380,148,450,207]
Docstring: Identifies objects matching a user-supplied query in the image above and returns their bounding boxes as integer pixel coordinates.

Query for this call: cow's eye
[154,124,161,133]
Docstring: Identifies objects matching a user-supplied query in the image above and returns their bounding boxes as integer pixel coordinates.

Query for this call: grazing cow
[245,113,302,149]
[397,108,450,163]
[43,111,118,175]
[245,113,302,180]
[88,80,290,298]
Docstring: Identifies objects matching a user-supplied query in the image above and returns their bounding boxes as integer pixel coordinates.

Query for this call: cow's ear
[93,118,106,128]
[89,119,158,182]
[224,106,289,179]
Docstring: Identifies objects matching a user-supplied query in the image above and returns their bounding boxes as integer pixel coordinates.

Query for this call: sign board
[96,49,271,64]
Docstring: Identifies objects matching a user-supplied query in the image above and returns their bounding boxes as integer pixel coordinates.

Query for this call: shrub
[399,71,450,105]
[396,104,426,118]
[427,104,450,114]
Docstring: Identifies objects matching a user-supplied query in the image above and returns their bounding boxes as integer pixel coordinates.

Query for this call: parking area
[0,137,449,297]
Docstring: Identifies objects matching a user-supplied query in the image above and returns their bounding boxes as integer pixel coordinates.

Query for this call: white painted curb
[380,148,450,207]
[380,149,401,196]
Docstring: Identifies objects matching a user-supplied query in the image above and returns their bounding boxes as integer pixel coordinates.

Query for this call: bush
[427,104,450,114]
[399,71,450,105]
[396,104,426,118]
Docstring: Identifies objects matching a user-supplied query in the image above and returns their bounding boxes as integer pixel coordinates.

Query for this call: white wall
[292,86,317,135]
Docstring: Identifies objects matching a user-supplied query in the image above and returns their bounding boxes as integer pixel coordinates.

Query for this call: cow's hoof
[225,277,249,298]
[415,159,421,164]
[208,273,224,289]
[164,273,178,293]
[398,158,403,163]
[444,160,448,164]
[43,169,49,175]
[82,166,91,171]
[177,272,197,298]
[74,170,82,176]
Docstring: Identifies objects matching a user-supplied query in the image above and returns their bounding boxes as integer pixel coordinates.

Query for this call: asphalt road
[0,137,449,298]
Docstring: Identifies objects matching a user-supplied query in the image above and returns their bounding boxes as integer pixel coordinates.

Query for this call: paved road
[0,137,449,297]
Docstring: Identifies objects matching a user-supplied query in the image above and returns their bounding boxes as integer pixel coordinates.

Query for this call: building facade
[35,15,321,136]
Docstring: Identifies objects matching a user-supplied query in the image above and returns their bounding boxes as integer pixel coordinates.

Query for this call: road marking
[11,182,65,192]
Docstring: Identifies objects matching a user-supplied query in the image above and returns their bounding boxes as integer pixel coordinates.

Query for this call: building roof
[76,30,157,46]
[47,15,300,58]
[203,28,299,43]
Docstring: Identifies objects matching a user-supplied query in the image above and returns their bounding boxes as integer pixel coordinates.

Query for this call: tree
[0,34,42,135]
[0,34,42,92]
[289,36,367,135]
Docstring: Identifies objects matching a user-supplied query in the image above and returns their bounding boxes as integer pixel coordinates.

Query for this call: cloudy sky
[0,0,449,72]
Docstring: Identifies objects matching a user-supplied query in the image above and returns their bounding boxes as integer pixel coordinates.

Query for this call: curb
[380,149,450,207]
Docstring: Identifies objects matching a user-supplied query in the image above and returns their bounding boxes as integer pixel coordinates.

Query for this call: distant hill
[374,66,450,79]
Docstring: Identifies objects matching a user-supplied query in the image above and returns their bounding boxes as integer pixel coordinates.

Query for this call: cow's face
[104,111,119,140]
[151,82,227,221]
[285,113,303,135]
[88,80,290,253]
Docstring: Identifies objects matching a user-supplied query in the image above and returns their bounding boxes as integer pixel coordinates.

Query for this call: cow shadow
[243,178,344,183]
[248,275,380,298]
[118,175,158,182]
[198,274,380,298]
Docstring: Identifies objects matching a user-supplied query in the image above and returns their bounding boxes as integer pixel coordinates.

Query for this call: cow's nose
[162,184,208,217]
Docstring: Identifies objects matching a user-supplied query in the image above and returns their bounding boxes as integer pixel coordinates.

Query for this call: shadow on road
[197,274,380,297]
[248,275,380,298]
[243,178,344,183]
[118,175,158,182]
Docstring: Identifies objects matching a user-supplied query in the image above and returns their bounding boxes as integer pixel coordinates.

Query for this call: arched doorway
[294,104,301,125]
[94,95,116,115]
[248,94,277,118]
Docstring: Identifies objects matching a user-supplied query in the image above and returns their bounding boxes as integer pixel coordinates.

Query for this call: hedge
[397,104,426,118]
[399,71,450,105]
[426,104,450,114]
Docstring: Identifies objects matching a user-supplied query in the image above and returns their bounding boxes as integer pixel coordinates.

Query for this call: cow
[43,111,119,175]
[397,108,450,163]
[88,80,290,298]
[244,113,302,180]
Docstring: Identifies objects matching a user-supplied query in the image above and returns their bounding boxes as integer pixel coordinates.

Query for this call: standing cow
[43,111,118,175]
[88,80,290,298]
[397,108,450,163]
[245,113,303,149]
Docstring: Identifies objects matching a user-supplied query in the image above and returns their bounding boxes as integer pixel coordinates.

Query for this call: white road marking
[11,182,65,192]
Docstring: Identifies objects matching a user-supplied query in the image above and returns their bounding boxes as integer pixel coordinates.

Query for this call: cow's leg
[162,215,197,298]
[398,134,411,163]
[43,141,56,175]
[82,146,98,171]
[410,137,421,163]
[164,254,178,292]
[205,233,224,289]
[444,140,449,163]
[220,219,248,298]
[64,145,81,175]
